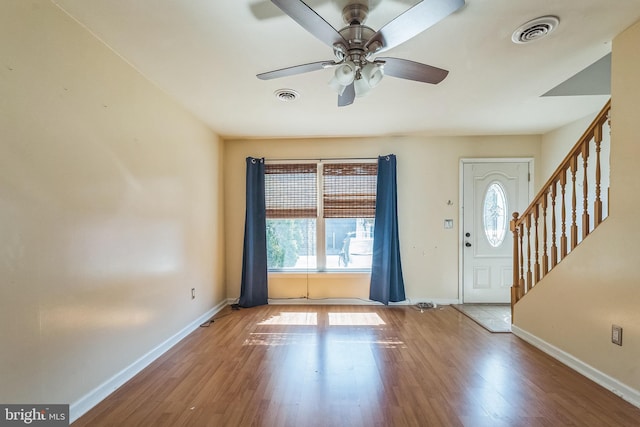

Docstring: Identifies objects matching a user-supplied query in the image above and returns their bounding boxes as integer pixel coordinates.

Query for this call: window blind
[323,163,377,218]
[265,163,317,218]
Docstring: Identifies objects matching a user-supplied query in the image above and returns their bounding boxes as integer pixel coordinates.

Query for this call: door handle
[465,242,472,247]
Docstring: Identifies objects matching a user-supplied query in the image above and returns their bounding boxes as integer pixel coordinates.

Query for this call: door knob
[465,242,472,247]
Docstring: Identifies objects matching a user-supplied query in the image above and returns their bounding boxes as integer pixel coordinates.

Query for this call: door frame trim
[458,158,535,303]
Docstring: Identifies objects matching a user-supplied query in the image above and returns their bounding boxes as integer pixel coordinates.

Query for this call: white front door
[462,161,530,303]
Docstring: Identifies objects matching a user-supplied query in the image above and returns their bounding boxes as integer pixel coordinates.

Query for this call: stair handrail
[511,99,611,318]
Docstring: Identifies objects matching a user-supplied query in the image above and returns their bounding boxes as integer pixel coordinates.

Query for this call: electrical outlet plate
[612,325,623,346]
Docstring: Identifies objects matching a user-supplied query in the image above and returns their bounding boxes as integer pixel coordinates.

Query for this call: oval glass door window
[483,182,508,247]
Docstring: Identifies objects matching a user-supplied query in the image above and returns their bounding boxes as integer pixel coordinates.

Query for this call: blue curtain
[239,157,268,307]
[370,154,406,305]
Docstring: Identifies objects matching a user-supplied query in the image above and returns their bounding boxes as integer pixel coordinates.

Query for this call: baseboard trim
[511,325,640,409]
[69,300,228,423]
[266,298,459,306]
[269,298,374,305]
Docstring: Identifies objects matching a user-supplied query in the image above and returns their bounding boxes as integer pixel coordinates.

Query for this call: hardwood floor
[73,305,640,426]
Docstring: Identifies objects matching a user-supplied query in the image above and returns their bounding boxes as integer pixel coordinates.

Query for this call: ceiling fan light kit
[362,62,384,87]
[334,60,357,85]
[258,0,465,106]
[328,75,348,96]
[354,75,375,97]
[329,60,384,98]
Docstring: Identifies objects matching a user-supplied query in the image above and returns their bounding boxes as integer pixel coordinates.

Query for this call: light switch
[444,219,454,229]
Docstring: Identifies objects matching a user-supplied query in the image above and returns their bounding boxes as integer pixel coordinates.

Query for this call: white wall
[540,112,600,181]
[0,0,226,412]
[514,19,640,398]
[224,136,540,303]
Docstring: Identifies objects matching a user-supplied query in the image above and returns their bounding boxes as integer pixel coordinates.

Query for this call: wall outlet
[191,288,196,300]
[612,325,623,346]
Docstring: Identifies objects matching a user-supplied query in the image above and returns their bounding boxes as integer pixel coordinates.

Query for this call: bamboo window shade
[323,163,377,218]
[265,163,317,218]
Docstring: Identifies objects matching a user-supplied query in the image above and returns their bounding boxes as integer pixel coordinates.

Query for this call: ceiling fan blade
[378,57,449,84]
[366,0,465,54]
[257,60,334,80]
[338,83,355,107]
[271,0,348,48]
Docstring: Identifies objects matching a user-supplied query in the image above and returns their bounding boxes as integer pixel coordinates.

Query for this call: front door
[462,161,530,303]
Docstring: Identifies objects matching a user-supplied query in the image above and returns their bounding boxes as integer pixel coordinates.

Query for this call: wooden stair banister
[511,100,611,320]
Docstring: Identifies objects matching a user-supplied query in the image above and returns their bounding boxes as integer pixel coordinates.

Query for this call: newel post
[510,212,520,323]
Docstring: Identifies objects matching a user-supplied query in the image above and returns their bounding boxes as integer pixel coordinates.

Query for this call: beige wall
[514,19,640,394]
[0,0,225,408]
[224,136,540,303]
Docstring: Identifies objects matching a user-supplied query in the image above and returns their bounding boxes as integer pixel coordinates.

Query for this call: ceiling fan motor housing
[335,4,380,74]
[342,3,369,25]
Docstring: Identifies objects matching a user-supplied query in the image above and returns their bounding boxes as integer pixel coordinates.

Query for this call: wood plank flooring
[73,305,640,426]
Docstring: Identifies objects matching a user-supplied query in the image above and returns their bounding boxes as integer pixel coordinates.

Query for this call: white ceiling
[52,0,640,139]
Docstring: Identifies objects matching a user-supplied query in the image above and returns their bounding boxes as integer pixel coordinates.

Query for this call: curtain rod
[263,156,380,162]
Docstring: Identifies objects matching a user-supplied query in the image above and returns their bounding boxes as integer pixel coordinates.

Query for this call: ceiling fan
[257,0,465,107]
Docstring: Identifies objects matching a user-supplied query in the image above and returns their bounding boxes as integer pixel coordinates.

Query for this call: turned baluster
[582,142,590,239]
[519,222,525,297]
[511,213,520,306]
[551,181,558,268]
[525,213,532,292]
[594,123,603,226]
[560,172,568,260]
[570,156,578,250]
[533,204,540,284]
[541,189,549,276]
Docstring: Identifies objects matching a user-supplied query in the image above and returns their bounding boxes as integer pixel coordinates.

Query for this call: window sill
[268,271,371,279]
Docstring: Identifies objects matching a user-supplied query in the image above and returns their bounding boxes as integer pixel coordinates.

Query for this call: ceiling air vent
[274,89,299,102]
[512,16,559,44]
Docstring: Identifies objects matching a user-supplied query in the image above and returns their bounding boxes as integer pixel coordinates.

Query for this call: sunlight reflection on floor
[246,311,395,347]
[258,312,318,325]
[243,332,314,346]
[256,311,387,326]
[328,312,386,326]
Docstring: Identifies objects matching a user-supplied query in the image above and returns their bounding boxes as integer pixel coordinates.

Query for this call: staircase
[510,100,611,319]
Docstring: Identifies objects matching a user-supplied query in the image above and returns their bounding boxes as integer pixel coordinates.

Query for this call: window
[265,161,377,271]
[483,181,508,247]
[265,164,317,269]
